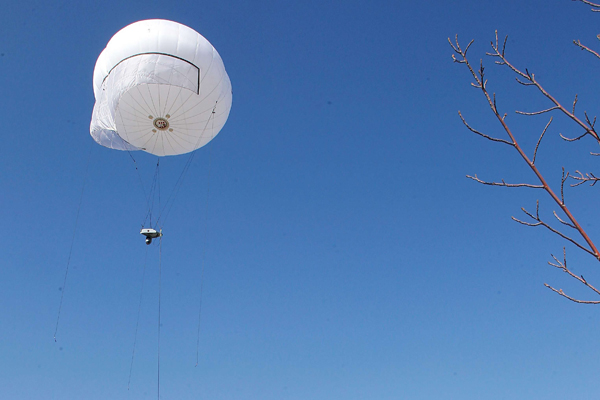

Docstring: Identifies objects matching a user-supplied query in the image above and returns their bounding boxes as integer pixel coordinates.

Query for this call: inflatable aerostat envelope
[90,19,232,157]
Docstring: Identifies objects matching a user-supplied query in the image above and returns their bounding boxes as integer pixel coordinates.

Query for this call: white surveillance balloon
[90,19,232,156]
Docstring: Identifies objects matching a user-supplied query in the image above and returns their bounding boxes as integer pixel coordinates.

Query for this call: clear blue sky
[2,1,600,399]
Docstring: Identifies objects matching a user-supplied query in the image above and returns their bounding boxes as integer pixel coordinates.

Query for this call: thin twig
[544,284,600,303]
[533,117,552,164]
[570,170,600,187]
[572,0,600,12]
[553,210,576,229]
[544,249,600,303]
[512,206,595,256]
[458,112,514,145]
[467,174,543,188]
[560,167,569,205]
[515,106,559,116]
[573,40,600,59]
[560,131,588,141]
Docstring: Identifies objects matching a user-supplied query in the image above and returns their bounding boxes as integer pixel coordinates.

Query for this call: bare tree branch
[571,170,600,186]
[584,112,597,129]
[544,284,600,303]
[450,32,600,261]
[533,117,552,164]
[573,39,600,59]
[561,167,569,205]
[458,111,514,145]
[451,20,600,304]
[544,249,600,303]
[572,0,600,12]
[511,203,595,256]
[515,78,537,86]
[560,131,589,141]
[487,31,600,145]
[516,106,559,116]
[466,174,543,188]
[553,210,576,228]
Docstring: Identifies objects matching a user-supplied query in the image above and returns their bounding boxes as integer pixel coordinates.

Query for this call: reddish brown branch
[487,32,600,144]
[512,204,595,256]
[450,33,600,261]
[544,249,600,304]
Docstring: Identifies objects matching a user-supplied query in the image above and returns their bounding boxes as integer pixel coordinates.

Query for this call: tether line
[128,246,149,390]
[54,142,94,342]
[157,236,163,400]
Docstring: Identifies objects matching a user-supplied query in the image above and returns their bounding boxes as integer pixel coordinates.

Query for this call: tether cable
[157,236,163,400]
[127,246,149,390]
[54,142,94,342]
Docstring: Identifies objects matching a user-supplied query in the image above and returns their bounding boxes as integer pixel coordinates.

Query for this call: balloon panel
[115,83,219,156]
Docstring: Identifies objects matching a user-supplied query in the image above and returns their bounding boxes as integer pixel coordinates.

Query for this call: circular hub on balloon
[153,117,169,131]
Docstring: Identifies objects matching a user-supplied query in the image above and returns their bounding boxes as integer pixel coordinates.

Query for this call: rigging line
[155,102,218,229]
[195,113,215,366]
[128,246,149,390]
[146,84,159,118]
[161,78,174,118]
[156,158,161,230]
[157,236,163,400]
[157,81,162,122]
[54,142,94,342]
[133,84,157,119]
[144,159,161,228]
[127,150,152,227]
[156,151,194,227]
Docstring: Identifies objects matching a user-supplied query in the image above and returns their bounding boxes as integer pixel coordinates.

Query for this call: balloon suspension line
[143,159,161,229]
[127,150,152,218]
[128,246,149,390]
[195,106,217,366]
[157,236,163,400]
[54,142,94,342]
[155,102,218,229]
[127,150,161,229]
